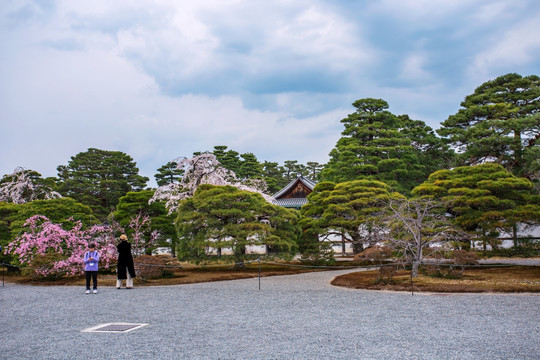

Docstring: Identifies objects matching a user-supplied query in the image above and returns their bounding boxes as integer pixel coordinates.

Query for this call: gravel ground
[1,269,539,360]
[478,258,540,266]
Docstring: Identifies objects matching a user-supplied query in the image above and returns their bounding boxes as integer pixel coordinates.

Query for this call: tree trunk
[171,241,176,257]
[413,233,422,278]
[411,261,420,278]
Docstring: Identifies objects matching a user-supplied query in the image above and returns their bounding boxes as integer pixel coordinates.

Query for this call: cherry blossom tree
[0,167,61,204]
[4,215,117,277]
[128,213,160,256]
[151,153,273,212]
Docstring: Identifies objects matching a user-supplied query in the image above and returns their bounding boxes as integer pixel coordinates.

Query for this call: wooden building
[272,176,317,209]
[272,176,354,255]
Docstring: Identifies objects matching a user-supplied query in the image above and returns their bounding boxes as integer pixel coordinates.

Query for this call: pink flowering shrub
[5,215,118,278]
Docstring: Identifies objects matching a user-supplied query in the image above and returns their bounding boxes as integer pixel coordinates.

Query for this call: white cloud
[399,53,432,83]
[262,5,371,69]
[1,0,539,187]
[370,0,482,21]
[59,0,373,97]
[0,14,344,185]
[468,17,540,81]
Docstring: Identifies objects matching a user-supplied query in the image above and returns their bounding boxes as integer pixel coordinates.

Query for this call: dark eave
[272,176,317,202]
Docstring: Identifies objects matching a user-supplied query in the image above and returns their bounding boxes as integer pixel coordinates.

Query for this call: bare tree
[384,197,465,277]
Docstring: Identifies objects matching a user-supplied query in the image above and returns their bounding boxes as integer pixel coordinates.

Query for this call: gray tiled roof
[272,198,309,208]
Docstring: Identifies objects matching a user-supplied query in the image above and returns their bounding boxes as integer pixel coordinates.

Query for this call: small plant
[485,240,540,258]
[300,241,336,266]
[452,250,478,265]
[353,246,392,265]
[424,250,479,279]
[375,265,397,284]
[134,255,169,281]
[423,264,462,279]
[451,249,479,277]
[23,253,65,281]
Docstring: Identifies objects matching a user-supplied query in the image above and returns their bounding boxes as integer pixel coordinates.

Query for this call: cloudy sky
[1,0,539,186]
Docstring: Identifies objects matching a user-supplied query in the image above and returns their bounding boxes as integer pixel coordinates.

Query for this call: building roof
[272,176,317,199]
[272,198,309,208]
[272,176,317,209]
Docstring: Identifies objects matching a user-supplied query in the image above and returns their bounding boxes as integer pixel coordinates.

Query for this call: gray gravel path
[1,269,539,360]
[478,258,540,266]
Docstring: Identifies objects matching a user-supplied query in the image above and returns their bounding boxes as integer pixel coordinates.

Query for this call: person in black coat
[116,234,136,289]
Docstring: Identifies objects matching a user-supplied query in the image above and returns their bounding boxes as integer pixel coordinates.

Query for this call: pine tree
[176,184,299,261]
[238,153,262,179]
[438,73,540,179]
[56,148,148,220]
[322,98,443,194]
[301,179,404,253]
[155,162,184,186]
[413,163,540,249]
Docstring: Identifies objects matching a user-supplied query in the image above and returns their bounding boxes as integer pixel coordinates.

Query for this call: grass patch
[331,266,540,293]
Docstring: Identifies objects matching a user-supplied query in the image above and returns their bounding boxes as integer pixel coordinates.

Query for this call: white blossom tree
[151,153,273,212]
[0,167,61,204]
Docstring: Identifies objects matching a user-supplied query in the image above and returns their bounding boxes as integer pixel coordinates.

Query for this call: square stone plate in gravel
[82,323,149,333]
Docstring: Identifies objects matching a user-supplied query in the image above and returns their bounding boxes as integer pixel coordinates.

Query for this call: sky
[1,0,539,187]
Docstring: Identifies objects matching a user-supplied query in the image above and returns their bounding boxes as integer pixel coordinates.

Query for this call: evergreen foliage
[261,161,286,193]
[306,162,324,180]
[283,160,306,180]
[438,73,540,180]
[237,153,262,179]
[322,98,452,194]
[0,202,19,264]
[56,148,148,220]
[413,163,540,249]
[113,190,177,255]
[212,145,319,194]
[13,198,97,228]
[155,162,184,186]
[301,179,404,252]
[175,184,299,261]
[213,145,242,174]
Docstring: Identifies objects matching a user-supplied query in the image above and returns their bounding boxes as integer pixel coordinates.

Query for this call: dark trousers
[85,271,98,290]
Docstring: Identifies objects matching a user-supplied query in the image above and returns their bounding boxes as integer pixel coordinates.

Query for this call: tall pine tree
[57,148,148,220]
[438,73,540,179]
[322,98,447,194]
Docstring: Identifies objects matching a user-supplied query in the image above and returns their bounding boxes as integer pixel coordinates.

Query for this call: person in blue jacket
[83,243,100,294]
